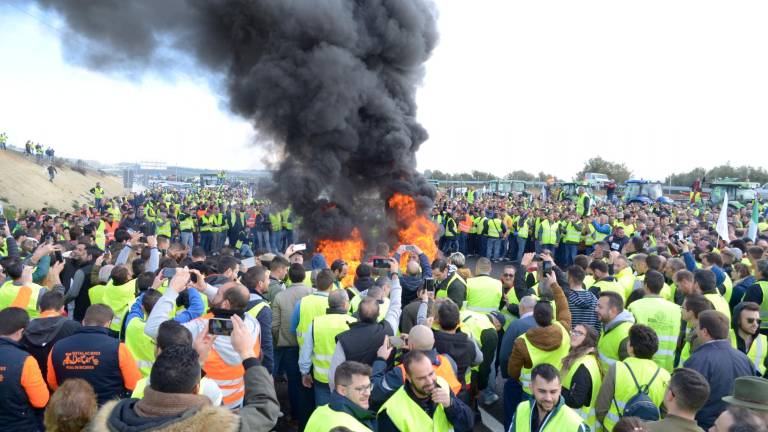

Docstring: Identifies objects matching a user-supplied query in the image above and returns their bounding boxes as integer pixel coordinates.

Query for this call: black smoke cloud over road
[35,0,438,240]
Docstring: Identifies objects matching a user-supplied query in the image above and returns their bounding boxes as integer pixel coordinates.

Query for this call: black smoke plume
[33,0,438,241]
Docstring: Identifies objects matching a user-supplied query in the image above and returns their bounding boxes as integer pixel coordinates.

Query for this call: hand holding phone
[208,318,234,336]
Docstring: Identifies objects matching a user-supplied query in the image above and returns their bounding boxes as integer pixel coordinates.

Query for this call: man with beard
[145,267,260,409]
[63,241,101,321]
[377,350,474,431]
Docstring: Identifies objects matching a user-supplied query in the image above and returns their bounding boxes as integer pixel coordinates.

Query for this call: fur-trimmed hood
[88,399,239,432]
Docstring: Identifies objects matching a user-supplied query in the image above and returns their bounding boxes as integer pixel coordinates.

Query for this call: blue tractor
[623,180,674,205]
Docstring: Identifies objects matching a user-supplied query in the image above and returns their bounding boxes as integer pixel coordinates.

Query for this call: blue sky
[2,1,768,179]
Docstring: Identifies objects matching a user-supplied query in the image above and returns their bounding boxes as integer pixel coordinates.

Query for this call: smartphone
[241,257,256,270]
[208,318,234,336]
[405,245,417,253]
[161,267,177,279]
[190,272,198,283]
[424,278,436,292]
[675,231,684,241]
[293,243,306,252]
[542,261,553,276]
[61,251,73,259]
[54,251,63,263]
[373,258,390,269]
[388,335,405,349]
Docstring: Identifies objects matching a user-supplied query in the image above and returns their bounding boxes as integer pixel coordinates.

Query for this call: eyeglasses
[572,329,585,336]
[747,318,762,325]
[346,383,373,393]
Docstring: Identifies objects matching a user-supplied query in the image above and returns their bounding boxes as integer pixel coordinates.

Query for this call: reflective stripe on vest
[312,314,356,383]
[628,297,681,372]
[521,322,571,394]
[604,358,670,432]
[378,376,454,432]
[598,321,632,375]
[436,273,466,301]
[562,355,601,429]
[540,220,559,245]
[465,275,502,312]
[124,318,155,378]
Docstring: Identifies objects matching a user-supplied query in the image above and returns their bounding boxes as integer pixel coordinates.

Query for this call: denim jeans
[270,231,282,254]
[275,346,315,428]
[180,232,194,253]
[563,243,578,267]
[486,237,502,260]
[256,230,270,252]
[458,232,468,255]
[200,232,213,254]
[516,237,527,262]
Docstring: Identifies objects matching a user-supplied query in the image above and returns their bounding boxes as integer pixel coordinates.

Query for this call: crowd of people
[0,181,767,431]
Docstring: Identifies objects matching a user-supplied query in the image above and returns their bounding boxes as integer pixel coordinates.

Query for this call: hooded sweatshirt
[508,281,572,380]
[22,312,81,378]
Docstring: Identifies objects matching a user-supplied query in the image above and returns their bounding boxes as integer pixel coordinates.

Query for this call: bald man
[369,324,463,407]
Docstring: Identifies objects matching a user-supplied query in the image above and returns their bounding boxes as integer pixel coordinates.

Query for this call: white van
[583,172,611,188]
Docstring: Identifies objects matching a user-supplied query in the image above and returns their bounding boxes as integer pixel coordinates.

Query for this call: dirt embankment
[0,149,122,214]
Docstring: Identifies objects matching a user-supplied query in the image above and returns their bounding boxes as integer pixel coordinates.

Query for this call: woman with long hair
[561,324,602,431]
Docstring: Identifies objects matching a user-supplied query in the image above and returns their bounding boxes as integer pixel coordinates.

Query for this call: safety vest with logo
[604,358,670,432]
[436,273,466,301]
[395,354,462,396]
[377,376,453,432]
[593,279,626,303]
[562,354,601,429]
[465,275,502,313]
[758,281,768,333]
[0,281,43,318]
[728,330,767,375]
[563,222,582,244]
[305,405,373,432]
[124,317,155,378]
[296,294,329,347]
[598,321,632,374]
[520,322,571,394]
[539,220,559,245]
[312,313,356,383]
[513,398,588,432]
[704,293,732,322]
[627,297,681,372]
[101,280,137,333]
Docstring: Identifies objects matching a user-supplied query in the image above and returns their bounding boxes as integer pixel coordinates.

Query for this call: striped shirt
[565,286,600,331]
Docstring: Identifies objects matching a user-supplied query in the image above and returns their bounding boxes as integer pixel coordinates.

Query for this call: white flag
[716,192,730,242]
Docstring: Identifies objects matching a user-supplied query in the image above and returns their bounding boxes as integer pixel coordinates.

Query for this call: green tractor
[708,179,757,209]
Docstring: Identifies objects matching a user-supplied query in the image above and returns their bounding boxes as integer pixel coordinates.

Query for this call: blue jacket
[394,252,433,305]
[684,339,758,430]
[500,315,538,379]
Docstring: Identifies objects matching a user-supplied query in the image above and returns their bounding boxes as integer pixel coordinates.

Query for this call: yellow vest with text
[628,296,681,372]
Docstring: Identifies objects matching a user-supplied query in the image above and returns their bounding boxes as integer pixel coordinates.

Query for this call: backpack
[614,362,661,422]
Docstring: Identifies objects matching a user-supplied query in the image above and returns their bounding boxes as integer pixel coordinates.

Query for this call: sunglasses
[747,318,762,325]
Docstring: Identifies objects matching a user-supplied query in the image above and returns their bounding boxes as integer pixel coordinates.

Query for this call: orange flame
[316,228,365,287]
[388,193,438,267]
